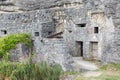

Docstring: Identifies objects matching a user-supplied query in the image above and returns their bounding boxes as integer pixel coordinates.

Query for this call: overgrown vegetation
[0,33,32,57]
[0,33,62,80]
[0,61,62,80]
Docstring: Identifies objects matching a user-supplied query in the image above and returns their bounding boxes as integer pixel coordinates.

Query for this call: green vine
[0,33,32,58]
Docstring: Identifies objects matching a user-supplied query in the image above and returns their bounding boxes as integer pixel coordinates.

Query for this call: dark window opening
[68,30,72,33]
[1,30,7,34]
[77,23,86,27]
[94,27,99,33]
[41,40,43,43]
[34,32,39,36]
[48,31,52,35]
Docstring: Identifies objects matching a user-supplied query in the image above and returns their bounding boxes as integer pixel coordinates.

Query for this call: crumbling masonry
[0,0,120,70]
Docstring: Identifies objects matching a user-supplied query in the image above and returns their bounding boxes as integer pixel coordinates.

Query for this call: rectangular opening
[34,32,39,36]
[90,42,98,59]
[48,31,52,35]
[1,30,7,34]
[76,23,86,27]
[76,41,83,57]
[94,27,99,33]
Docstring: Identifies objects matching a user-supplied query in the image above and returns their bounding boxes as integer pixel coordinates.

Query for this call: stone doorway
[76,41,83,57]
[90,42,98,59]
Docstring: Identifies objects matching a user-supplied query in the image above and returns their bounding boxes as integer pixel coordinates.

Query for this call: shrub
[0,33,32,58]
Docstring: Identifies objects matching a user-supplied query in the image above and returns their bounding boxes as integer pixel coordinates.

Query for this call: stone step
[73,57,83,61]
[72,57,98,72]
[81,71,102,77]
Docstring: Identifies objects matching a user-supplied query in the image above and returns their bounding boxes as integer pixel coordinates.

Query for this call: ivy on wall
[0,33,32,57]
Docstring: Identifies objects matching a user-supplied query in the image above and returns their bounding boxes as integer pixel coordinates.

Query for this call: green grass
[100,63,120,70]
[76,63,120,80]
[76,75,120,80]
[63,71,79,75]
[0,61,62,80]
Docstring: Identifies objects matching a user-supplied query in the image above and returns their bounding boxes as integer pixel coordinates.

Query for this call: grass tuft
[0,61,62,80]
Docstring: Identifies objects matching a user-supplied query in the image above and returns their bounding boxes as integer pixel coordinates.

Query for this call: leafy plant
[0,33,32,58]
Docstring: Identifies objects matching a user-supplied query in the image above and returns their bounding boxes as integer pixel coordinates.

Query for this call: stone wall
[61,0,105,60]
[10,43,31,63]
[0,0,120,65]
[0,9,55,38]
[33,38,73,71]
[101,0,120,63]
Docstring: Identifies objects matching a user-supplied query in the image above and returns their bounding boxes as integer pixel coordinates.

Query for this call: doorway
[76,41,83,57]
[90,42,98,59]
